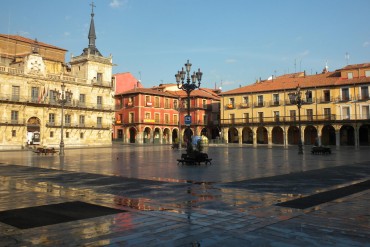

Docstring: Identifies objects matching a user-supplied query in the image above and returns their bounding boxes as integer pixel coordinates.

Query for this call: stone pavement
[0,145,369,246]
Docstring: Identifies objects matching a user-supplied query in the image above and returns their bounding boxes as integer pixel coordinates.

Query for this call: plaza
[0,144,369,246]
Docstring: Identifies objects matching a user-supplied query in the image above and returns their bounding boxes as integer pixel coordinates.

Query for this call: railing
[0,93,114,111]
[0,65,112,88]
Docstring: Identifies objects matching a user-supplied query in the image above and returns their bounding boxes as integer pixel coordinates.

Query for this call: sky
[1,0,370,92]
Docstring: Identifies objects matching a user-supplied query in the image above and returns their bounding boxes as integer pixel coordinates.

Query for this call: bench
[33,147,58,155]
[177,153,212,165]
[311,146,331,155]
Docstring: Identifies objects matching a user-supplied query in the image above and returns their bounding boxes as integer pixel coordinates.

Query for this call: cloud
[109,0,126,8]
[363,41,370,47]
[225,59,237,64]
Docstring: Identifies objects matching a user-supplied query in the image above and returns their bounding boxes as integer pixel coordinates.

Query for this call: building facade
[113,85,221,144]
[220,65,370,147]
[0,7,114,150]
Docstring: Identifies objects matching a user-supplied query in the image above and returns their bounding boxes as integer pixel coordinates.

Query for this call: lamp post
[175,60,202,152]
[289,86,303,154]
[58,82,72,156]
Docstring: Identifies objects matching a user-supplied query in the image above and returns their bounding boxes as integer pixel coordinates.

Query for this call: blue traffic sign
[185,115,192,126]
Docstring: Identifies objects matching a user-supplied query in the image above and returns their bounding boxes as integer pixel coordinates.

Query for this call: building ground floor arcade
[223,122,370,147]
[114,125,221,144]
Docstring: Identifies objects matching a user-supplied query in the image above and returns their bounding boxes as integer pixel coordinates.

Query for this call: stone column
[335,129,340,147]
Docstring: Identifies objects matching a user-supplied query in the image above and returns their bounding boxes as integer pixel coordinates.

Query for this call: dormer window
[348,72,353,79]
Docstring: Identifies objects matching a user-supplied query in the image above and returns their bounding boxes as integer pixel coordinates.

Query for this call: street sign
[185,115,191,126]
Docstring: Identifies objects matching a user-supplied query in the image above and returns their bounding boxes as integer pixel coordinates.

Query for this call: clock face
[27,55,44,75]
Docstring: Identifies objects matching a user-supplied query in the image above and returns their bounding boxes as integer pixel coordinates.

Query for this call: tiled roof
[0,34,67,51]
[221,69,369,96]
[116,87,177,98]
[342,63,370,70]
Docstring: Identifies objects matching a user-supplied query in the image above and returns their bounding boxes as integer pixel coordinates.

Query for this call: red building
[113,84,221,144]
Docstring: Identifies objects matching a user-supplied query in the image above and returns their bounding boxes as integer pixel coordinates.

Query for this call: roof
[221,68,369,96]
[0,34,67,51]
[116,87,177,98]
[114,72,143,94]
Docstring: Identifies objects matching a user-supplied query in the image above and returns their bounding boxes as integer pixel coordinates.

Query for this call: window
[323,90,331,102]
[243,96,249,104]
[324,108,331,120]
[230,114,235,124]
[50,90,58,104]
[97,96,102,109]
[154,97,160,108]
[79,115,85,127]
[49,113,55,125]
[243,113,249,123]
[174,114,178,125]
[306,90,313,103]
[129,112,134,123]
[203,114,207,124]
[165,98,169,108]
[145,95,151,106]
[229,98,235,107]
[79,94,86,106]
[202,99,207,109]
[50,131,54,138]
[145,112,151,119]
[12,86,20,101]
[154,113,160,123]
[348,72,353,79]
[12,130,16,137]
[80,132,84,139]
[362,106,370,119]
[341,88,349,101]
[290,110,296,121]
[273,94,279,105]
[274,111,280,121]
[258,112,264,122]
[97,117,102,128]
[164,114,169,124]
[361,86,369,100]
[31,87,39,102]
[174,100,178,109]
[97,73,103,83]
[307,109,313,121]
[257,95,263,106]
[366,70,370,77]
[65,114,71,126]
[66,132,70,138]
[342,106,350,120]
[11,110,18,124]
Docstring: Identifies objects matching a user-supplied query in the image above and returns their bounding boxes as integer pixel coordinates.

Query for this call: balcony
[253,102,265,107]
[269,100,281,107]
[226,104,235,109]
[239,103,249,108]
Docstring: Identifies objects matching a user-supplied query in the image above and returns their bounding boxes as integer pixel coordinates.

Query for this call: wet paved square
[0,144,369,246]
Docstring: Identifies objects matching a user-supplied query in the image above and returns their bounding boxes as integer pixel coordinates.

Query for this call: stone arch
[340,125,355,146]
[228,127,239,143]
[272,126,284,144]
[129,127,137,143]
[26,117,41,145]
[359,124,370,146]
[256,126,268,144]
[172,128,179,143]
[163,128,171,144]
[153,127,161,144]
[287,126,300,145]
[322,125,336,145]
[242,127,253,144]
[304,125,318,145]
[143,127,152,143]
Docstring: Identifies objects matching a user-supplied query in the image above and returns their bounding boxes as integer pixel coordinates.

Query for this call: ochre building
[220,65,370,147]
[0,8,114,150]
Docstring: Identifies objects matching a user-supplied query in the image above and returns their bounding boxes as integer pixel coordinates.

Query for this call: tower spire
[83,0,102,56]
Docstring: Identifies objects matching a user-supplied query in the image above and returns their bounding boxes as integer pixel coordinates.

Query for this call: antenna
[345,52,350,65]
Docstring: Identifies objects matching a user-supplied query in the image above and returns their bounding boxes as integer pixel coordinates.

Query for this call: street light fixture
[57,82,72,156]
[175,60,202,151]
[288,85,303,154]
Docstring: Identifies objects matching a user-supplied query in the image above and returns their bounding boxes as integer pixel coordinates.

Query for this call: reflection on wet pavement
[0,145,369,246]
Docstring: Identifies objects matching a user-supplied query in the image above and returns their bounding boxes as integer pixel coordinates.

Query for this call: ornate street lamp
[288,86,303,154]
[175,60,202,151]
[57,82,72,156]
